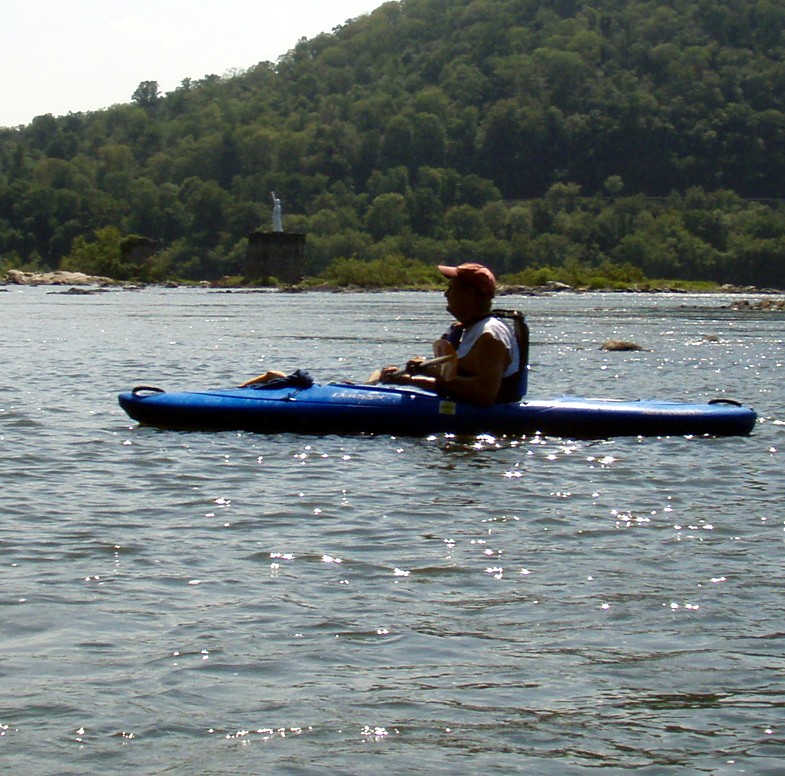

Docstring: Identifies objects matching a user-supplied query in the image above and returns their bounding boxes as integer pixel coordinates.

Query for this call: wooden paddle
[366,354,457,385]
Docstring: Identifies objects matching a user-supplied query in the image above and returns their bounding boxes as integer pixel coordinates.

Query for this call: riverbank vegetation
[301,253,731,293]
[2,0,785,288]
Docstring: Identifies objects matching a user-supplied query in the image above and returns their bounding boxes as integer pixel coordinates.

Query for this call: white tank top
[456,317,519,378]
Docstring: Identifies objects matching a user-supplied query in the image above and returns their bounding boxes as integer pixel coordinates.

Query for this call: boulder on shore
[3,269,115,286]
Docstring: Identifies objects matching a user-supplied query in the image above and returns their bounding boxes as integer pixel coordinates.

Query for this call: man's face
[444,277,480,320]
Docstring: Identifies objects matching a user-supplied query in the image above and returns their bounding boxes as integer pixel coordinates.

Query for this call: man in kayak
[378,262,521,405]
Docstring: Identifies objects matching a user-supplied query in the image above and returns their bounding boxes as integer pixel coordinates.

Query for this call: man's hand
[378,365,405,384]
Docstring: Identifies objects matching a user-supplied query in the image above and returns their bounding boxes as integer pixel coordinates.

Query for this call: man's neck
[461,311,492,328]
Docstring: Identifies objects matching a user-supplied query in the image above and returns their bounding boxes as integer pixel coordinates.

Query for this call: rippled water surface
[1,286,783,774]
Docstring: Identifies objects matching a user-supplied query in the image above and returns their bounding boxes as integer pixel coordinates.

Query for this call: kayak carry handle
[132,385,166,396]
[708,398,742,407]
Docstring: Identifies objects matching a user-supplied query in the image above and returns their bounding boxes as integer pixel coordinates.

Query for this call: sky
[0,0,388,128]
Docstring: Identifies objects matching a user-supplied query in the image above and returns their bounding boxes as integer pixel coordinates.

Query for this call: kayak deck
[118,382,757,438]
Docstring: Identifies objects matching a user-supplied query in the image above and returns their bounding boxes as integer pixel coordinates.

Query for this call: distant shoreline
[3,269,784,299]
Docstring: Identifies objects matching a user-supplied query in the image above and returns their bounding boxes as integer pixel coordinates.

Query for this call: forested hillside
[2,0,785,286]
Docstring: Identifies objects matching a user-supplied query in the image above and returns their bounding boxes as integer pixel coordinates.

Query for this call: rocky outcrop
[48,286,111,295]
[729,298,785,311]
[3,269,115,286]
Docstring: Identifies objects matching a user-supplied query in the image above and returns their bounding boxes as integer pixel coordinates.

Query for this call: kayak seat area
[493,308,530,400]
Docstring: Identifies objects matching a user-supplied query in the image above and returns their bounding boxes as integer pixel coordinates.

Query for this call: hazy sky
[0,0,388,128]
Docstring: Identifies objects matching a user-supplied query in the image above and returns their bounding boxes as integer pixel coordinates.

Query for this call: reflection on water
[0,287,782,773]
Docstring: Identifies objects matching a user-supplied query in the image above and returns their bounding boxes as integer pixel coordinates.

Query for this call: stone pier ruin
[245,231,306,285]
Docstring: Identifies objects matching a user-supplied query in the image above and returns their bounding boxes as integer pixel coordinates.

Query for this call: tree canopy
[2,0,785,286]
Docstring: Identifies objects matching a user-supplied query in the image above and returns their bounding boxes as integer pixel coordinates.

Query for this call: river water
[1,286,783,774]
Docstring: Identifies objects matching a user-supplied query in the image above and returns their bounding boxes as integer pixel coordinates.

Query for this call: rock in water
[600,340,646,351]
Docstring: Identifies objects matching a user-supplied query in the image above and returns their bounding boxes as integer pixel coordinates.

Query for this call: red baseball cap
[438,263,496,296]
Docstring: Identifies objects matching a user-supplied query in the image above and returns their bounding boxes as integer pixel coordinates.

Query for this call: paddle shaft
[389,353,456,378]
[367,353,456,385]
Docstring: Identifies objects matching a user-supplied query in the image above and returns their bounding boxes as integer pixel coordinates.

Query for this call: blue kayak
[118,382,757,438]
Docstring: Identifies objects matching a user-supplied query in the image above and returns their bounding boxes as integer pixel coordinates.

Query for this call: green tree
[444,204,488,241]
[180,178,231,246]
[411,112,446,167]
[132,81,161,108]
[379,115,414,170]
[61,226,124,278]
[364,193,409,240]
